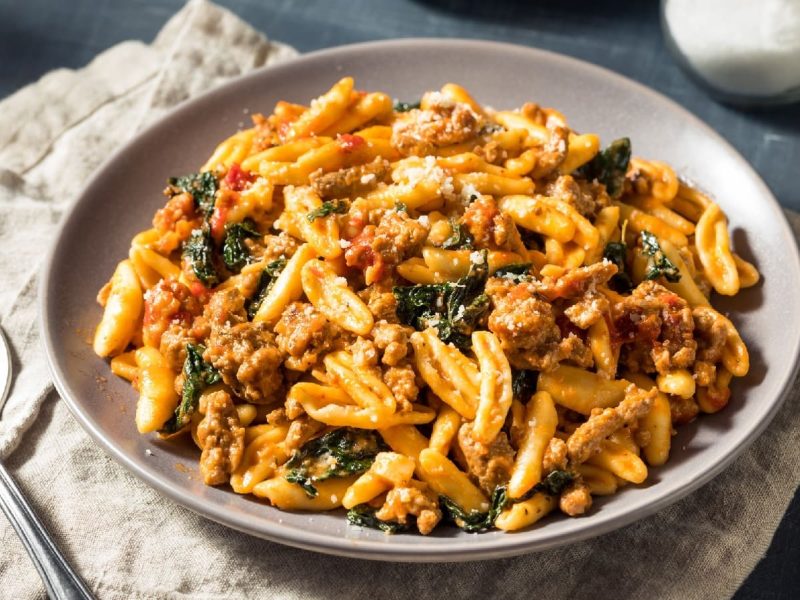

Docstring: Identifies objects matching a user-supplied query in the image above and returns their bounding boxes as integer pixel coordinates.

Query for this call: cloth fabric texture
[0,1,798,597]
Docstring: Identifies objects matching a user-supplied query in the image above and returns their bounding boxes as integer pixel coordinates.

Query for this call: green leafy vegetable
[346,505,409,533]
[169,171,219,217]
[441,470,575,533]
[183,228,219,287]
[172,172,222,285]
[161,344,221,434]
[307,200,348,222]
[222,220,260,272]
[511,369,539,402]
[493,263,533,283]
[394,201,409,213]
[393,250,490,349]
[640,230,681,283]
[531,469,575,497]
[603,241,627,270]
[576,137,631,198]
[247,257,287,320]
[284,428,387,497]
[440,486,508,533]
[518,228,543,250]
[603,241,634,293]
[479,123,503,135]
[441,219,474,250]
[393,99,420,112]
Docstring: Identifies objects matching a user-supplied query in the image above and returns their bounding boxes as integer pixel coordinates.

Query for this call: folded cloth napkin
[1,1,799,598]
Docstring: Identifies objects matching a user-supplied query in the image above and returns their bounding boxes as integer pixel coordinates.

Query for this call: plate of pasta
[41,39,800,560]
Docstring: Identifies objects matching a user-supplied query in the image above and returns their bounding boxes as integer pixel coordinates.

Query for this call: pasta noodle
[93,78,757,535]
[93,259,143,357]
[133,347,178,434]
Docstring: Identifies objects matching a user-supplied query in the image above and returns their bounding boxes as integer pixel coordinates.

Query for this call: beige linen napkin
[1,1,798,598]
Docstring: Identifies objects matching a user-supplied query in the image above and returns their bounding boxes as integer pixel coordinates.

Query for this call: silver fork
[0,327,94,599]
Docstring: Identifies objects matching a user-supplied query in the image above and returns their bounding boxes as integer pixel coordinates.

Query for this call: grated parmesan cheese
[441,176,456,201]
[460,182,480,202]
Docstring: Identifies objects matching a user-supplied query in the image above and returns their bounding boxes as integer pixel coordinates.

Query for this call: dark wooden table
[2,0,798,596]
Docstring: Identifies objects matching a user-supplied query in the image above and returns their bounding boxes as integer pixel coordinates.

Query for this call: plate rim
[39,37,800,562]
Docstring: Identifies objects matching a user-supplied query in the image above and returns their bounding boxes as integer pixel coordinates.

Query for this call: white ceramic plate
[40,39,800,561]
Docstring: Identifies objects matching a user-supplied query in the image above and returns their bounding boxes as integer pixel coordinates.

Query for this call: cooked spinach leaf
[641,230,681,283]
[307,200,348,222]
[161,344,221,434]
[493,263,533,283]
[493,470,575,511]
[479,122,503,135]
[518,227,544,250]
[576,137,631,198]
[441,219,474,250]
[441,470,575,533]
[183,228,219,287]
[530,469,575,497]
[222,220,260,272]
[284,428,387,497]
[603,240,634,293]
[247,257,287,320]
[169,171,218,217]
[603,241,627,270]
[511,369,539,402]
[393,285,447,328]
[440,486,508,533]
[346,505,409,533]
[393,99,421,112]
[393,250,490,349]
[171,172,223,285]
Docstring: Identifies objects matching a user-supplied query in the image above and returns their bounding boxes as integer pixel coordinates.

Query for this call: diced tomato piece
[611,311,660,345]
[209,193,235,242]
[224,163,252,191]
[338,133,366,153]
[345,226,385,281]
[190,281,208,297]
